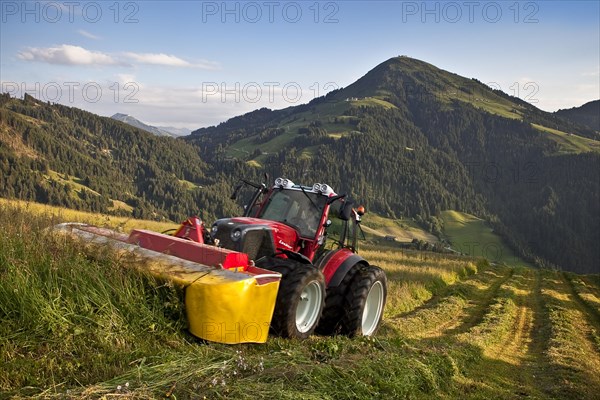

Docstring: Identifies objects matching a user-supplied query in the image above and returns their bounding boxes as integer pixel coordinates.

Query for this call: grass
[0,198,178,233]
[178,178,201,190]
[538,270,600,398]
[531,123,600,154]
[0,121,42,159]
[440,210,531,268]
[108,199,134,213]
[360,245,481,317]
[361,213,438,243]
[1,203,600,399]
[350,97,397,110]
[44,170,101,197]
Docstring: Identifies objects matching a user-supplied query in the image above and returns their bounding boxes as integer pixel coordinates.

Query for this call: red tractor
[201,177,388,339]
[55,177,387,343]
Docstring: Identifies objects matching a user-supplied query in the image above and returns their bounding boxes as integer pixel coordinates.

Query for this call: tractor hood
[211,217,300,260]
[232,217,299,252]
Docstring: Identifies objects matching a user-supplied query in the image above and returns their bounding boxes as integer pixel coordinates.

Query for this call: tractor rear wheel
[340,265,387,337]
[261,259,325,339]
[315,263,362,335]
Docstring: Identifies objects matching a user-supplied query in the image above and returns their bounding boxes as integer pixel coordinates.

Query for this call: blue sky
[1,0,599,129]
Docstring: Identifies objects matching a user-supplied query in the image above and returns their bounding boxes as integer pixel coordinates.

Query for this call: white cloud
[17,44,219,70]
[77,30,101,40]
[123,52,218,69]
[581,70,599,77]
[124,52,190,67]
[116,74,138,85]
[18,44,118,66]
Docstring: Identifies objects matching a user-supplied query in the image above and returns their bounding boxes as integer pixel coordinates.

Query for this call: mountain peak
[110,113,181,137]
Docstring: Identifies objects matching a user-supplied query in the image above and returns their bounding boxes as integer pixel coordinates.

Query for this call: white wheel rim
[361,280,384,336]
[296,280,323,333]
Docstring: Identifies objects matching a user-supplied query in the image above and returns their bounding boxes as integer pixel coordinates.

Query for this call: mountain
[110,113,182,137]
[156,125,192,137]
[554,100,600,133]
[186,56,600,274]
[1,57,599,274]
[0,93,240,221]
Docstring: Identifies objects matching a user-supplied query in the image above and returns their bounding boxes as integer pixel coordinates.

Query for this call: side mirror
[230,183,243,200]
[340,200,354,221]
[327,193,346,205]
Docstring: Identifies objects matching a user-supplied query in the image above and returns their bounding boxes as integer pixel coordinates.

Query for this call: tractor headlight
[313,183,321,192]
[231,229,242,241]
[211,225,218,235]
[275,178,295,188]
[320,184,330,194]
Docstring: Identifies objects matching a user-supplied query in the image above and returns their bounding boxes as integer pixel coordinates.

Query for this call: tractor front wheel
[341,265,387,337]
[263,260,325,339]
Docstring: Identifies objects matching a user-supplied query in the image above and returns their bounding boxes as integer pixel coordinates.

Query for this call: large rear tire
[315,263,362,335]
[260,259,325,339]
[340,265,387,337]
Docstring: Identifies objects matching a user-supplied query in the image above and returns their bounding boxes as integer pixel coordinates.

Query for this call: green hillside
[531,123,600,154]
[0,93,240,222]
[440,210,531,268]
[361,213,438,243]
[554,100,600,133]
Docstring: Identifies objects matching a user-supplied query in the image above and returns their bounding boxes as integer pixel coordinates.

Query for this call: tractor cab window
[258,189,327,238]
[323,198,346,248]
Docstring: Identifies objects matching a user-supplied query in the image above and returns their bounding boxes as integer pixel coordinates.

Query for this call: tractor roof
[273,177,336,197]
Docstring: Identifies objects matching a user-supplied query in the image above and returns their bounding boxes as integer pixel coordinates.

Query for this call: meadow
[1,201,599,399]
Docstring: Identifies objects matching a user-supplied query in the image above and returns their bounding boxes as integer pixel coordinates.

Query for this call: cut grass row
[449,267,551,399]
[360,246,482,318]
[537,270,600,399]
[390,267,510,338]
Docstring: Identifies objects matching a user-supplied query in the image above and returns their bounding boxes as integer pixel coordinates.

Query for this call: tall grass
[0,205,188,397]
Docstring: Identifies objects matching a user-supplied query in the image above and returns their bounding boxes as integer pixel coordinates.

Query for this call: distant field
[350,96,397,109]
[361,213,438,243]
[440,210,531,268]
[532,123,600,154]
[44,170,101,198]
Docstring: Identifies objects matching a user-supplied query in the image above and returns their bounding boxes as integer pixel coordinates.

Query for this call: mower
[55,178,387,344]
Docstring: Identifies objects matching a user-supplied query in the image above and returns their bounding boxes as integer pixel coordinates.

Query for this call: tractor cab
[256,178,335,239]
[212,177,343,263]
